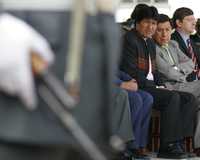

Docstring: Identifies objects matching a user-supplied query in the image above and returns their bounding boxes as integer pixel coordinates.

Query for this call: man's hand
[156,85,173,90]
[197,70,200,78]
[120,79,138,91]
[0,14,54,109]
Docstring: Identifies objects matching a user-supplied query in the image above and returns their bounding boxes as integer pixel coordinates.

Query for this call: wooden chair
[148,109,193,153]
[148,109,160,152]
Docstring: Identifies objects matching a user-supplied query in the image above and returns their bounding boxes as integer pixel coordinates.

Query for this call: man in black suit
[171,7,200,81]
[171,7,200,155]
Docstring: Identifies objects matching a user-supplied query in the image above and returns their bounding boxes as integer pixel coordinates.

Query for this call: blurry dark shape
[150,6,159,19]
[38,85,107,160]
[196,18,200,35]
[120,3,148,33]
[186,71,197,82]
[31,52,76,109]
[130,3,148,20]
[191,18,200,48]
[31,52,107,160]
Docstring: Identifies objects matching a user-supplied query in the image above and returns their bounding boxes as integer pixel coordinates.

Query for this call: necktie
[187,39,199,78]
[187,39,196,63]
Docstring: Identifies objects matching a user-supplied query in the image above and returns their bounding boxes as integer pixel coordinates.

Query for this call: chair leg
[149,110,160,152]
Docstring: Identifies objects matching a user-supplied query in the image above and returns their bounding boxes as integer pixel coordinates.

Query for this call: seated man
[115,71,153,159]
[120,5,196,159]
[171,7,200,81]
[154,13,200,156]
[111,87,135,160]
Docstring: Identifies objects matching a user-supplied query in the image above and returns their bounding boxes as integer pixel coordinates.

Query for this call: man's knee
[144,92,153,106]
[169,91,180,103]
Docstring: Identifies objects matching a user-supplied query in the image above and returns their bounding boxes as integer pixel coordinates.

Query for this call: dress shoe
[178,141,196,157]
[131,149,150,159]
[115,151,132,160]
[118,154,132,160]
[194,148,200,157]
[137,148,150,156]
[120,149,150,160]
[157,143,188,159]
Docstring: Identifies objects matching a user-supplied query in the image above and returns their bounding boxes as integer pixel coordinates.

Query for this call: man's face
[136,18,157,38]
[176,15,196,34]
[154,21,172,46]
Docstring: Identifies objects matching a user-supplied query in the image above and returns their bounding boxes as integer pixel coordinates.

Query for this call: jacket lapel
[172,31,189,57]
[168,46,179,66]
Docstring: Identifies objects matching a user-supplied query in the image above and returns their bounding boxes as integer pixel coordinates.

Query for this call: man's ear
[176,19,182,28]
[135,22,139,30]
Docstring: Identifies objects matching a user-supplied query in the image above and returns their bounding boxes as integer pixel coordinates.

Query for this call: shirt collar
[176,29,190,47]
[161,43,169,48]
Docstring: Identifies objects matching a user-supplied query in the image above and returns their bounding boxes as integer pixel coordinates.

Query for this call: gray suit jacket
[156,40,194,83]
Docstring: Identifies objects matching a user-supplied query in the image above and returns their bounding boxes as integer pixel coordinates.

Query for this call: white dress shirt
[146,54,154,81]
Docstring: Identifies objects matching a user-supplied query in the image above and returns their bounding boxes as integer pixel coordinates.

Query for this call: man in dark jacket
[120,5,197,159]
[171,7,200,156]
[171,7,200,81]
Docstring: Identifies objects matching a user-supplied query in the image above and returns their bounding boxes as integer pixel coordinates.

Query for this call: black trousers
[178,91,196,137]
[143,87,196,147]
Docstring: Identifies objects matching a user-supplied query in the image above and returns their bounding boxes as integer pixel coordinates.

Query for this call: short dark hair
[172,7,194,28]
[157,14,172,27]
[135,5,159,24]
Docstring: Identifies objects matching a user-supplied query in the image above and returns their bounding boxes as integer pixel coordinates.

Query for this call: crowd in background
[114,3,200,160]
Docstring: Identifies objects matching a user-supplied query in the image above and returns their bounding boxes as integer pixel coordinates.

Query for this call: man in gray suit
[153,14,200,151]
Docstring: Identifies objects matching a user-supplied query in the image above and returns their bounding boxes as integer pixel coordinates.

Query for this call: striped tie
[187,38,199,78]
[187,39,196,63]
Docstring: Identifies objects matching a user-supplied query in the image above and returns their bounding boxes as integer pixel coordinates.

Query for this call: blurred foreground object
[0,0,123,159]
[31,52,107,160]
[31,52,76,109]
[0,13,54,109]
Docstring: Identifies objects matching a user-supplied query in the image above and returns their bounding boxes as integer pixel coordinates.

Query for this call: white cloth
[146,54,154,81]
[0,13,54,109]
